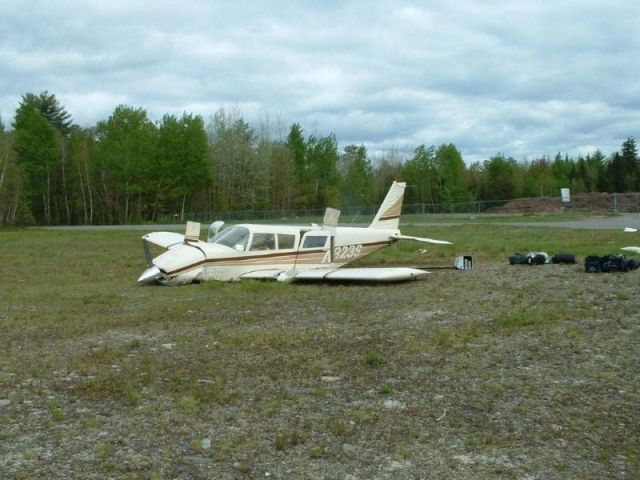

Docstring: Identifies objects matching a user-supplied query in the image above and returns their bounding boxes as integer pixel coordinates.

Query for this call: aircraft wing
[278,267,428,283]
[141,231,185,249]
[621,246,640,254]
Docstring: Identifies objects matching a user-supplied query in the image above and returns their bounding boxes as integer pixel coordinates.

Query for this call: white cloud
[1,0,638,162]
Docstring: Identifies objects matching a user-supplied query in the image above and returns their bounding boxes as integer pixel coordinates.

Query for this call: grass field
[1,223,639,479]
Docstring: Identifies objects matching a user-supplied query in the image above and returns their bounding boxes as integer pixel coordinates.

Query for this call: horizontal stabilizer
[282,267,428,283]
[392,233,452,245]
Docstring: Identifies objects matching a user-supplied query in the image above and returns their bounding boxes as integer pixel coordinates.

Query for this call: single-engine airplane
[137,181,455,285]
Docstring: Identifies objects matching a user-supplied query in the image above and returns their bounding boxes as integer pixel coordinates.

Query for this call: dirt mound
[489,196,562,213]
[490,192,639,214]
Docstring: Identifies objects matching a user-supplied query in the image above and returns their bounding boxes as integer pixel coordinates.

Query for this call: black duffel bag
[584,255,602,273]
[552,253,576,264]
[509,253,528,265]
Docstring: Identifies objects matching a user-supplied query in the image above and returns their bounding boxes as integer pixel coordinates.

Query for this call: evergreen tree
[286,123,310,208]
[621,137,638,190]
[19,91,73,135]
[306,134,339,208]
[12,103,60,223]
[13,91,75,224]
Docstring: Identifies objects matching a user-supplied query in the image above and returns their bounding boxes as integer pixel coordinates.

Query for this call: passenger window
[277,234,295,249]
[250,233,276,251]
[302,235,328,249]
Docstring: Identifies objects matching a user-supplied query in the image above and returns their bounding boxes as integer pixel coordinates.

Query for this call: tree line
[0,91,637,225]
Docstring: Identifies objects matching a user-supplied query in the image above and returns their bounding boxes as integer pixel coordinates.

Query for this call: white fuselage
[145,223,400,285]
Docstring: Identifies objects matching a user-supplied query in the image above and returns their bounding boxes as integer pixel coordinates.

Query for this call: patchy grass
[0,225,639,478]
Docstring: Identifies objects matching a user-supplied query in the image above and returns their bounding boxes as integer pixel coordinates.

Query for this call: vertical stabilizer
[369,181,406,229]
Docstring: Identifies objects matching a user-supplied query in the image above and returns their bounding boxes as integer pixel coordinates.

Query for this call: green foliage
[306,133,339,208]
[152,113,209,219]
[484,154,518,200]
[209,108,259,210]
[3,91,639,226]
[93,105,157,223]
[340,144,374,206]
[287,123,310,207]
[12,102,60,223]
[377,383,393,395]
[401,144,439,204]
[48,400,65,421]
[364,351,386,367]
[18,91,73,134]
[436,143,470,203]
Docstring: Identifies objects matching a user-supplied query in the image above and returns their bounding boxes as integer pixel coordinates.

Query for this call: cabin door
[294,231,332,269]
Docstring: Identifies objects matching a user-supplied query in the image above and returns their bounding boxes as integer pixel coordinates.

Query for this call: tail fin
[370,181,406,229]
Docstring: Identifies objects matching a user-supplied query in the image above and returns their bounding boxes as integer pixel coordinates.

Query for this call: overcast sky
[1,0,638,163]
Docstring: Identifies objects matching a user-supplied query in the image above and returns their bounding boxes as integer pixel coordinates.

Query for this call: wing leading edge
[274,267,428,283]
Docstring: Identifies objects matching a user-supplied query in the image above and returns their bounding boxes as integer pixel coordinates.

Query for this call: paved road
[411,214,640,230]
[481,214,640,230]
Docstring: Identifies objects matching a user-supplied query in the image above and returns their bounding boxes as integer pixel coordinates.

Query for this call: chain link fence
[159,192,640,225]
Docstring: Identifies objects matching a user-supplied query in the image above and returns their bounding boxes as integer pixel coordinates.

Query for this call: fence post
[613,193,618,214]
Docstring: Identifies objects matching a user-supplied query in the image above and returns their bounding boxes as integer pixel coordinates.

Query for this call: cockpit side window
[250,233,276,251]
[277,233,296,249]
[302,235,328,249]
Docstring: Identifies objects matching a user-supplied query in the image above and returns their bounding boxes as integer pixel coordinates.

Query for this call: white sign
[561,188,571,203]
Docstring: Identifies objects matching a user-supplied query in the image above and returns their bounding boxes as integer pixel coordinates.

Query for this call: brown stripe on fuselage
[164,241,391,276]
[205,250,299,264]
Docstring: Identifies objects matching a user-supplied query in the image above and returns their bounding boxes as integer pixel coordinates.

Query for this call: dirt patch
[490,192,640,214]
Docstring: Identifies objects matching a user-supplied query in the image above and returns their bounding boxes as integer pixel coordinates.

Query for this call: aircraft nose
[138,266,163,284]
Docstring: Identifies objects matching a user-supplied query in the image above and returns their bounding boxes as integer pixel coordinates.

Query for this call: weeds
[364,351,386,367]
[1,224,638,479]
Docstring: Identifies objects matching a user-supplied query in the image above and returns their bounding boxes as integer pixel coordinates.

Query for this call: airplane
[137,181,457,285]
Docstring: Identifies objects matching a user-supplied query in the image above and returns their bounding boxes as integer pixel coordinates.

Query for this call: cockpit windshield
[210,226,250,251]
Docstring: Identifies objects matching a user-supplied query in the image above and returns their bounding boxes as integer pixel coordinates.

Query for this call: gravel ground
[1,256,639,479]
